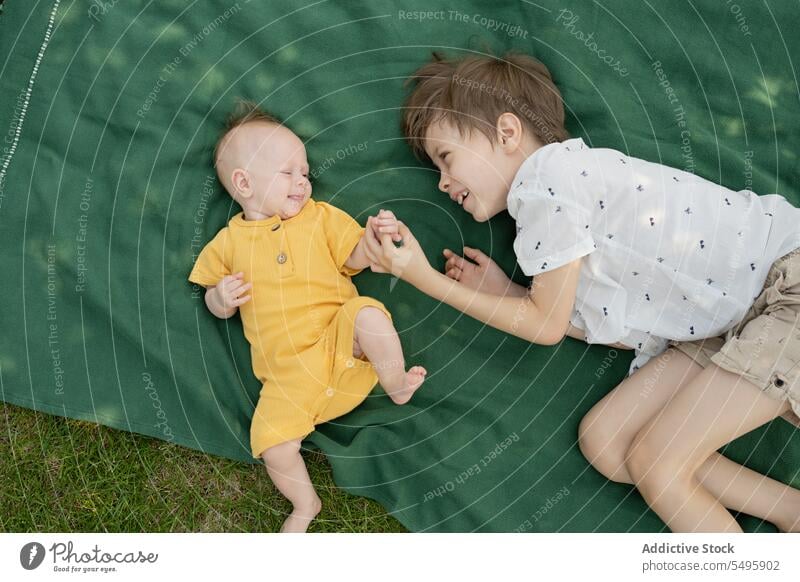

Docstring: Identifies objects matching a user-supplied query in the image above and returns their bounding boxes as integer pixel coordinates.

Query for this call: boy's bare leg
[625,362,792,532]
[261,439,321,533]
[693,452,800,532]
[353,306,426,404]
[580,348,800,532]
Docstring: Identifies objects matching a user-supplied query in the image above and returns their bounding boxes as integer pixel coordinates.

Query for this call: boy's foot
[388,366,427,405]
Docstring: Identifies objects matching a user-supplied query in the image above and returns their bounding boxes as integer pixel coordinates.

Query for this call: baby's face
[219,122,311,220]
[424,120,519,222]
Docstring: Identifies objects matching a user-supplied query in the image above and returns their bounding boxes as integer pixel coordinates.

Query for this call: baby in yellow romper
[188,102,427,532]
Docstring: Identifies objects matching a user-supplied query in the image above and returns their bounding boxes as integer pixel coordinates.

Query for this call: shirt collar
[230,197,316,227]
[507,137,586,196]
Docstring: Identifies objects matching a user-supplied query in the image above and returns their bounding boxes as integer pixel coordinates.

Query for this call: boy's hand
[209,272,252,312]
[443,246,513,296]
[371,209,403,244]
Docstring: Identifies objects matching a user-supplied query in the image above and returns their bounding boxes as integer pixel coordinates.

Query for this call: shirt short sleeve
[317,202,365,276]
[188,227,232,287]
[512,188,596,276]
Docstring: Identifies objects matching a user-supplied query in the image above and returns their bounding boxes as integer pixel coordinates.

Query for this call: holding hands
[364,209,509,296]
[364,210,431,288]
[369,209,403,244]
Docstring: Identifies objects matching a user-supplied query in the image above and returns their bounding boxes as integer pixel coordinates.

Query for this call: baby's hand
[371,209,403,244]
[210,272,252,312]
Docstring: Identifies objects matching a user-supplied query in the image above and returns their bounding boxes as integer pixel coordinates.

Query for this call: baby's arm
[204,272,252,319]
[344,210,401,272]
[344,236,371,272]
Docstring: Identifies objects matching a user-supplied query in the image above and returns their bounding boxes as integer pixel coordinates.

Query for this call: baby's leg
[261,438,321,533]
[580,348,800,532]
[353,306,426,404]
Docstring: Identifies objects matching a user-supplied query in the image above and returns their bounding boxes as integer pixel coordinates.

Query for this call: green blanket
[1,0,798,532]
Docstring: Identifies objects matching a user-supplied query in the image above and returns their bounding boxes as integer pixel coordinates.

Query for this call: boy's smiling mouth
[455,189,470,205]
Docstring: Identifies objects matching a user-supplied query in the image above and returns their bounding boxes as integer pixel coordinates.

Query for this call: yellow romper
[188,199,392,458]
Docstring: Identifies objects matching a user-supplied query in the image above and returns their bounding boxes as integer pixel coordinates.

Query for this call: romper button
[271,224,280,231]
[276,252,287,264]
[345,359,354,368]
[326,387,334,396]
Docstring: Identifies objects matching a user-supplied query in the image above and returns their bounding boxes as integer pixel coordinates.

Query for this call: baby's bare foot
[388,366,427,405]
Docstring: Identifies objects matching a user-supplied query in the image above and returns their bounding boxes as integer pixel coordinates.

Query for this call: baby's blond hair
[213,99,281,170]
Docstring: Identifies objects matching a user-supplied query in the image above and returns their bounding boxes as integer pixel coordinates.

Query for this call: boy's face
[220,122,311,220]
[424,120,518,222]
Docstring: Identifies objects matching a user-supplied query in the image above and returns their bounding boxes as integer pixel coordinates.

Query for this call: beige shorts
[668,246,800,427]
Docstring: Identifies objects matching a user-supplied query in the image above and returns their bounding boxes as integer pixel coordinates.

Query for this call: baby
[188,101,426,533]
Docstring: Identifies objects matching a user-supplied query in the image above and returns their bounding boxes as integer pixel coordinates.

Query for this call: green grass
[0,402,405,532]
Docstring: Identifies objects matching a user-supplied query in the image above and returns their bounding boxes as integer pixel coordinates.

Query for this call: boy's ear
[495,112,523,153]
[231,168,252,199]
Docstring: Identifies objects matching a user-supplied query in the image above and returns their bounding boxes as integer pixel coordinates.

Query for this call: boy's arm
[363,221,583,345]
[417,257,584,346]
[345,209,400,272]
[504,281,531,297]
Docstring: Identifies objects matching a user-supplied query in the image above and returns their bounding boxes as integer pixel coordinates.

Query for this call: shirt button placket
[272,221,286,263]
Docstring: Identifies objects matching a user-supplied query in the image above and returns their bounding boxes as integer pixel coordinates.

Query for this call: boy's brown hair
[212,99,281,169]
[401,51,569,160]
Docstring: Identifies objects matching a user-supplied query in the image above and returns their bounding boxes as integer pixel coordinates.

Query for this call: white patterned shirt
[507,137,800,376]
